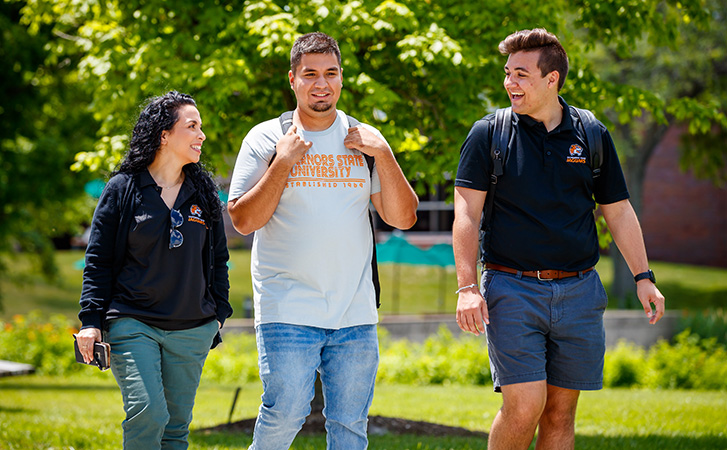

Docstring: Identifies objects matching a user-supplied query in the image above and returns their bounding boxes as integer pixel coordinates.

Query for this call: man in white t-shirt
[227,32,418,450]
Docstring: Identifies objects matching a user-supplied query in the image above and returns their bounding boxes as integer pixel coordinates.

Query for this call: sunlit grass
[1,375,725,449]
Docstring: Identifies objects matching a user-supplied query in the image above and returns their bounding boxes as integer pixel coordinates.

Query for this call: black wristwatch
[634,269,656,284]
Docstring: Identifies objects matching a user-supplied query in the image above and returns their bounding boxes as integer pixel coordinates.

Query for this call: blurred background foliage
[3,311,726,390]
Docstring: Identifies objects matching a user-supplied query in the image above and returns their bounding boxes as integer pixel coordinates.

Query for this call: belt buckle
[537,270,554,281]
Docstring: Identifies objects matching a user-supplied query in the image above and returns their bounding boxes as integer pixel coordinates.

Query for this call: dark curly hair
[113,91,223,221]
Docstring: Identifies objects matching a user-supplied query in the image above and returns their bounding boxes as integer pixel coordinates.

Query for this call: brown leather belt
[485,263,593,281]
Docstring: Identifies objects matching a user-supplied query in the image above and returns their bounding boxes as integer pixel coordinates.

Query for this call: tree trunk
[609,243,637,308]
[609,119,667,307]
[310,373,324,415]
[302,373,326,432]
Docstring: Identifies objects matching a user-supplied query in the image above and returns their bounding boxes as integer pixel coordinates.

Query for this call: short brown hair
[290,32,341,75]
[498,28,569,91]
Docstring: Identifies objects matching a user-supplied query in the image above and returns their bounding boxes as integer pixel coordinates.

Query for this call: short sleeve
[455,116,494,192]
[228,120,281,202]
[593,127,630,205]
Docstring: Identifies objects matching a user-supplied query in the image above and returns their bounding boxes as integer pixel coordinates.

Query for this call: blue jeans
[106,317,218,450]
[250,323,379,450]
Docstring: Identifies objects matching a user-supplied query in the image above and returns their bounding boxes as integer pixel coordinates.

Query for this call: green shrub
[377,326,491,386]
[678,309,727,346]
[603,340,646,388]
[377,338,421,384]
[201,332,260,384]
[3,314,727,391]
[642,330,727,390]
[200,326,491,387]
[0,311,83,375]
[430,329,491,385]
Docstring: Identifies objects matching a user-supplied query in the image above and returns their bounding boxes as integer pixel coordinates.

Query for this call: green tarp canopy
[376,233,454,267]
[375,233,455,313]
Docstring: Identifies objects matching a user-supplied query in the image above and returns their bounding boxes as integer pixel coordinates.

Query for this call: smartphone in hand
[73,335,111,371]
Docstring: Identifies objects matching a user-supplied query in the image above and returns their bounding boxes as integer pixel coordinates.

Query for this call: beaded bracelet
[455,283,478,295]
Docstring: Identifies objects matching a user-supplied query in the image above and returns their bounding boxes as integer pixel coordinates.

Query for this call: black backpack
[481,106,604,234]
[274,111,381,308]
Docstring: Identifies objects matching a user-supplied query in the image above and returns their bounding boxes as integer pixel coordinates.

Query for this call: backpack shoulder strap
[572,107,603,178]
[346,115,360,127]
[279,110,294,134]
[346,115,375,174]
[347,114,380,307]
[269,111,295,165]
[491,107,512,177]
[480,107,513,232]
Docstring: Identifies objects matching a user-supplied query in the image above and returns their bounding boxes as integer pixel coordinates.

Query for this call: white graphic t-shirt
[228,110,382,329]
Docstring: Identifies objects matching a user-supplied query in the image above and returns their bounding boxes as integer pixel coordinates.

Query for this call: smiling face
[289,52,342,125]
[160,104,205,165]
[503,50,560,120]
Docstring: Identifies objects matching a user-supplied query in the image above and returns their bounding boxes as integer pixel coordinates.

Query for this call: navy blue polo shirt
[455,97,629,271]
[106,170,217,330]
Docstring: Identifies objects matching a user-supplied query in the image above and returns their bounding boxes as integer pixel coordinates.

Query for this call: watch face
[635,270,656,284]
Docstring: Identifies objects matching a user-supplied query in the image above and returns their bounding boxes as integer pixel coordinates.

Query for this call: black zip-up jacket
[78,171,232,347]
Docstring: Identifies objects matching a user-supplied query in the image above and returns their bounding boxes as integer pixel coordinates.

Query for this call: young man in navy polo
[453,28,664,449]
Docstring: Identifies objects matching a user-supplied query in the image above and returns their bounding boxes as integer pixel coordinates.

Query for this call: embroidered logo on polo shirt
[566,144,587,164]
[188,204,206,226]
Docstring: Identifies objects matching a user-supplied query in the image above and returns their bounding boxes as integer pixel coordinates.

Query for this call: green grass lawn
[0,250,251,321]
[2,249,726,323]
[1,374,725,449]
[2,250,726,449]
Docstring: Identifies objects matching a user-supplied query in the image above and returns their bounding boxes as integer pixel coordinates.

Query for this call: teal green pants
[107,317,218,450]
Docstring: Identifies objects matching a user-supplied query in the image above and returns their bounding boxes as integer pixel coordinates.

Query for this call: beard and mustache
[309,101,333,112]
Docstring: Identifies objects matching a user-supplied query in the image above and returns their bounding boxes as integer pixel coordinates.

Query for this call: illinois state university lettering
[286,153,367,189]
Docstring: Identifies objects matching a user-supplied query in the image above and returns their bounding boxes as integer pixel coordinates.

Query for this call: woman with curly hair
[76,91,232,449]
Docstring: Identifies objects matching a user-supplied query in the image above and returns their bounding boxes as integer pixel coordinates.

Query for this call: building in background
[641,126,727,267]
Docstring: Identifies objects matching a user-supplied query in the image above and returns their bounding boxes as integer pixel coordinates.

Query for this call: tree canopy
[1,0,96,293]
[594,0,727,186]
[12,0,720,189]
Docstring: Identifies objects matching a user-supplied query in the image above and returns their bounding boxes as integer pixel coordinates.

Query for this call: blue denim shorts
[482,269,607,392]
